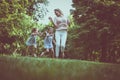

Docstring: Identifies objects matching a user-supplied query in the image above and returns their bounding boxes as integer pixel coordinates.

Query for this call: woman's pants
[55,30,67,57]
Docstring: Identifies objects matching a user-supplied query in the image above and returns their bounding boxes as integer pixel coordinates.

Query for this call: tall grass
[0,55,120,80]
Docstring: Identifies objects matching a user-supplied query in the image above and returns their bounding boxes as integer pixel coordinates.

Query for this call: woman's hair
[54,8,63,15]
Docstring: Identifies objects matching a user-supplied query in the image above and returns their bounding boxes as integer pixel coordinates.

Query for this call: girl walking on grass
[26,28,40,57]
[40,27,55,58]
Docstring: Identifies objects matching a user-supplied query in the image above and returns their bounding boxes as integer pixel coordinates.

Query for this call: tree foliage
[67,0,120,63]
[1,0,120,63]
[0,0,47,55]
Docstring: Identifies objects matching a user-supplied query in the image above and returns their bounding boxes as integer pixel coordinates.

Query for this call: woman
[49,8,70,58]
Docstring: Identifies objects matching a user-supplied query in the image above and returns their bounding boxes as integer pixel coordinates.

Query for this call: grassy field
[0,55,120,80]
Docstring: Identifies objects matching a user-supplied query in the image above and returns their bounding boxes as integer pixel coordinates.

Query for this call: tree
[0,0,48,55]
[68,0,120,63]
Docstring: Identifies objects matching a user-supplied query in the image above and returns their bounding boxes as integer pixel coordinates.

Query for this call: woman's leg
[55,31,61,58]
[61,30,67,58]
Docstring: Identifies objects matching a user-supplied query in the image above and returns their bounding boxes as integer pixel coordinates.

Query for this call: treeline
[0,0,120,63]
[67,0,120,63]
[0,0,47,55]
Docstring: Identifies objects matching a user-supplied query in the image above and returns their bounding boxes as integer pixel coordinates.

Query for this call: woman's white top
[54,16,69,30]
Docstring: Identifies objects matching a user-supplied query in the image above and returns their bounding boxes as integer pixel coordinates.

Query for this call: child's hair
[31,28,37,33]
[47,27,54,33]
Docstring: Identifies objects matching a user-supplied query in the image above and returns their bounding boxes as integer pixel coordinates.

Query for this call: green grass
[0,55,120,80]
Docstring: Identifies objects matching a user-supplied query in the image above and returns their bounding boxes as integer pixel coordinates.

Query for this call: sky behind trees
[39,0,73,24]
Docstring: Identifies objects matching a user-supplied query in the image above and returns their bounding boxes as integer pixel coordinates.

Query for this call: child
[26,28,40,57]
[40,27,55,58]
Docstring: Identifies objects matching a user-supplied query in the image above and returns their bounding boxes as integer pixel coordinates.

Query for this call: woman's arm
[49,17,58,28]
